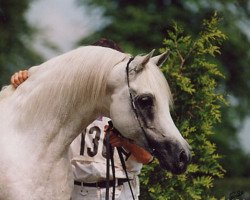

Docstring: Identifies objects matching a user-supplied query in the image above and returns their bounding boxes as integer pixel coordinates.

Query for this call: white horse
[0,46,191,200]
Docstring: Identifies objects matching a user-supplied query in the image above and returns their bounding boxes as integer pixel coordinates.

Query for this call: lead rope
[110,143,116,200]
[108,120,136,200]
[117,147,135,200]
[106,121,116,200]
[105,127,111,200]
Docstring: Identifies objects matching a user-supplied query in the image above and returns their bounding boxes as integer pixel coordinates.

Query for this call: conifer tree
[139,14,226,199]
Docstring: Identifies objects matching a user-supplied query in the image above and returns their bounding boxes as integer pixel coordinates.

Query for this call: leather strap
[74,179,128,188]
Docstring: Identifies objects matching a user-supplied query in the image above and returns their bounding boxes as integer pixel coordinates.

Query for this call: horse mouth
[153,149,189,175]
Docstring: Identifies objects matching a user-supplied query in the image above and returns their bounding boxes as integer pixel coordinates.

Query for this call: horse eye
[136,95,153,109]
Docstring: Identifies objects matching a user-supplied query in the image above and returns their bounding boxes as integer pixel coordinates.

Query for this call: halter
[105,58,156,200]
[125,57,155,155]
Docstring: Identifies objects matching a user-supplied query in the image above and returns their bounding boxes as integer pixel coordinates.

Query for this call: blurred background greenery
[1,0,250,198]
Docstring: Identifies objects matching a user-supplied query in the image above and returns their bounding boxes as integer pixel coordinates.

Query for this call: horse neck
[12,55,117,157]
[12,90,108,160]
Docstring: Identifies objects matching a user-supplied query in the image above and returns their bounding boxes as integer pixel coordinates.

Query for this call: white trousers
[71,178,139,200]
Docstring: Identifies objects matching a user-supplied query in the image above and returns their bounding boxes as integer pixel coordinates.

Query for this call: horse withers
[0,46,191,200]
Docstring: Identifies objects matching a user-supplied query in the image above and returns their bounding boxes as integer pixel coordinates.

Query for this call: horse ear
[151,50,170,67]
[132,49,155,72]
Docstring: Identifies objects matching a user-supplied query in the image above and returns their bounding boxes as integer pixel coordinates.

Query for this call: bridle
[105,58,157,200]
[125,57,155,155]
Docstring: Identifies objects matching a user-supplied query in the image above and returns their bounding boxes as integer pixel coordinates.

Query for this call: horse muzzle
[149,137,192,175]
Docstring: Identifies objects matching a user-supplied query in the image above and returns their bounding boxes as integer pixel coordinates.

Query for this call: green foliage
[139,14,226,200]
[0,0,42,87]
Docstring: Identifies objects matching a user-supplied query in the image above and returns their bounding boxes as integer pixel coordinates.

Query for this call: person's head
[91,38,124,53]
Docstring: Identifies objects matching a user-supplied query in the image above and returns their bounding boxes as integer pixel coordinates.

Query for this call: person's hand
[11,70,29,88]
[104,123,153,164]
[104,125,126,148]
[109,131,126,148]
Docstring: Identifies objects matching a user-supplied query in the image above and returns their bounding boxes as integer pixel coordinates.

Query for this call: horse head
[108,50,191,174]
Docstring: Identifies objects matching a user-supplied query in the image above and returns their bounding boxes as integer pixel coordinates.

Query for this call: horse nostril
[179,150,188,164]
[171,149,191,174]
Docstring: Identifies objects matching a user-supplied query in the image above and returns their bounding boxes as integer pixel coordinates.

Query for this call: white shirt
[70,117,142,183]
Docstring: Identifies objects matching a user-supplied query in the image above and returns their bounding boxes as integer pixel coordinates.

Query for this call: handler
[11,39,153,200]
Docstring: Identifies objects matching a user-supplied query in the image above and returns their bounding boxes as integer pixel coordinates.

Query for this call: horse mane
[46,46,128,110]
[1,46,129,128]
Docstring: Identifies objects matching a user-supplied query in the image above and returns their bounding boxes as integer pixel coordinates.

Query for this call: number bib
[70,117,142,181]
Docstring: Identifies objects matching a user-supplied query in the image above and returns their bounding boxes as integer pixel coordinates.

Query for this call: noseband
[125,58,155,155]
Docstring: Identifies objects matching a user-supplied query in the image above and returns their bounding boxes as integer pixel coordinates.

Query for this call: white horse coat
[0,46,190,200]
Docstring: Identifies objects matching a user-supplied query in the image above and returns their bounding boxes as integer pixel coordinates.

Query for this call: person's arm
[11,70,29,88]
[106,127,153,165]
